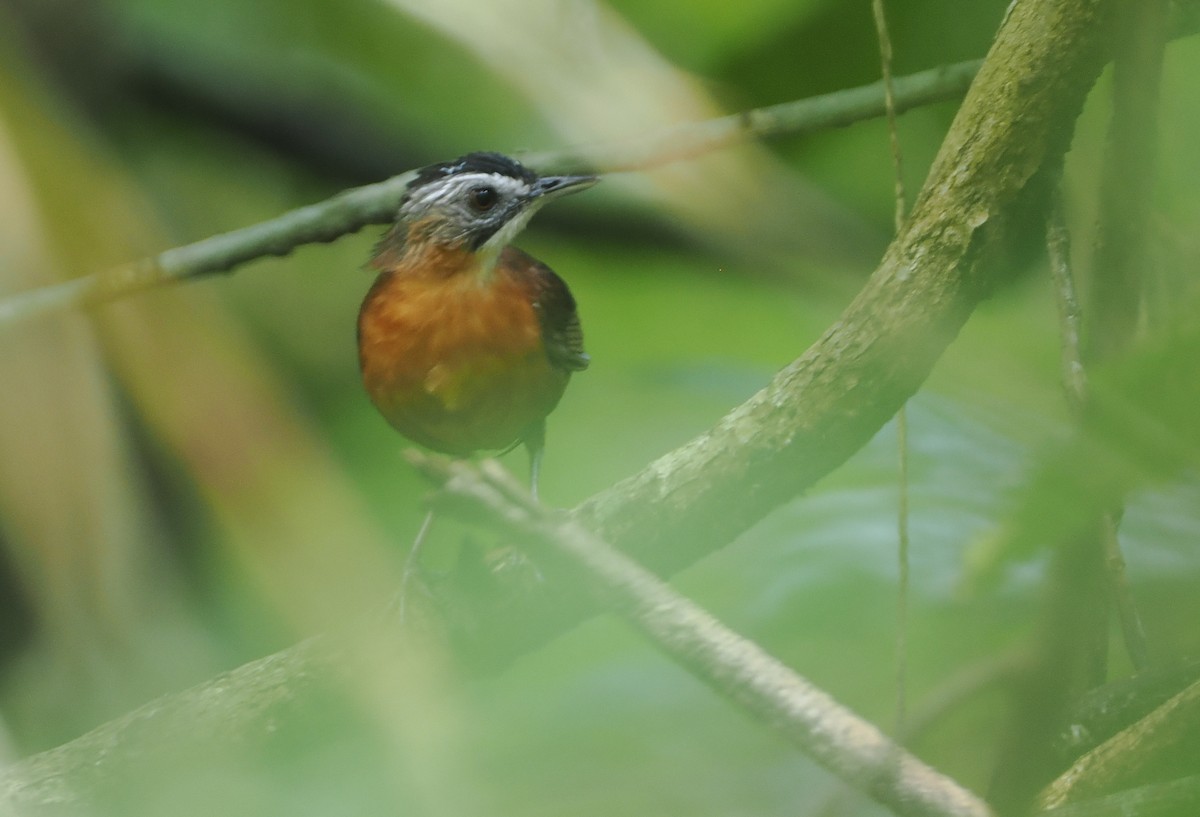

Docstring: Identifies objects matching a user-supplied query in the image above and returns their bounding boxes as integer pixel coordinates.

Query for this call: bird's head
[393,152,596,260]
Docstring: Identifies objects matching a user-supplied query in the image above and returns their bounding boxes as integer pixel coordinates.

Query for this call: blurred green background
[1,0,1198,814]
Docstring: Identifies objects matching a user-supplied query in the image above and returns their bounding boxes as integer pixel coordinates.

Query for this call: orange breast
[357,249,568,455]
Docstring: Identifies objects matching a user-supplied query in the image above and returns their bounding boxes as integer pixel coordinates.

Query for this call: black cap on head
[407,152,538,194]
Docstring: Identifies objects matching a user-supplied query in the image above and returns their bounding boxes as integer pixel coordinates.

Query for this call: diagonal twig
[1037,675,1200,809]
[410,453,993,817]
[0,61,983,328]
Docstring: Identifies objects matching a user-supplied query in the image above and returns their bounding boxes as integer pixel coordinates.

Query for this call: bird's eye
[468,185,498,212]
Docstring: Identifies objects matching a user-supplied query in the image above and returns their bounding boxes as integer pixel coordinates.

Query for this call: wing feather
[501,247,589,374]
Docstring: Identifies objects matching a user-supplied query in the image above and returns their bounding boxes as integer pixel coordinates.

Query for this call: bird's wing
[502,247,589,373]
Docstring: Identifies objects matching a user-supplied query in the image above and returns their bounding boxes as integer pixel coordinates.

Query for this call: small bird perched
[357,152,596,499]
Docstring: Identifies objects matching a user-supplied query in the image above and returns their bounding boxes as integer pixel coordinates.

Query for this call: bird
[357,152,596,502]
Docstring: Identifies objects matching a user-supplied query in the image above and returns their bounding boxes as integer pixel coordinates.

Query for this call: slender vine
[871,0,912,736]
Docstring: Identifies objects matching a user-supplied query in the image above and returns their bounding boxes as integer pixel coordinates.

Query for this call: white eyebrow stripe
[411,173,528,209]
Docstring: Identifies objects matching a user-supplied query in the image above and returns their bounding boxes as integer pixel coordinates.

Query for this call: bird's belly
[358,275,567,455]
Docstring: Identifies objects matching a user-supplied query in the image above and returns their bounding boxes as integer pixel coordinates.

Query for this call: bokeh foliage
[0,0,1198,814]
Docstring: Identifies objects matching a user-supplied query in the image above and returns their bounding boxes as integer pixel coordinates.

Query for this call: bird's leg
[528,447,543,503]
[476,440,547,586]
[392,507,436,624]
[525,422,547,502]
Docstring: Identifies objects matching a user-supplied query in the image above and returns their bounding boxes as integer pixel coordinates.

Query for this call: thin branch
[410,454,993,817]
[523,59,980,174]
[872,0,908,232]
[810,652,1025,817]
[0,60,982,328]
[1038,775,1200,817]
[1047,188,1149,670]
[0,172,417,327]
[1055,660,1200,763]
[870,0,912,738]
[1046,189,1087,416]
[1037,676,1200,809]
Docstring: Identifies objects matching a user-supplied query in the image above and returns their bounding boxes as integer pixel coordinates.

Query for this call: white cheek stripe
[482,203,543,252]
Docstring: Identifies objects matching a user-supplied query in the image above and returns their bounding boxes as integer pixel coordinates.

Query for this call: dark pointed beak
[533,174,599,200]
